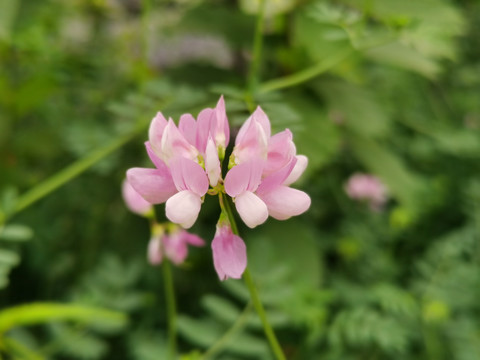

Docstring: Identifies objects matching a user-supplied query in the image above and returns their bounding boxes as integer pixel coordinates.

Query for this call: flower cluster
[126,96,310,280]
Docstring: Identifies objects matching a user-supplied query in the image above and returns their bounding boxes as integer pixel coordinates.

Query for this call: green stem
[201,303,253,360]
[258,46,354,94]
[218,193,286,360]
[219,193,238,234]
[162,259,177,360]
[258,33,397,94]
[246,0,267,109]
[243,268,285,360]
[141,0,151,67]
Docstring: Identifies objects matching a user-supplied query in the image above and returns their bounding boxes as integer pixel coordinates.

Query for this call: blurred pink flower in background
[345,173,388,211]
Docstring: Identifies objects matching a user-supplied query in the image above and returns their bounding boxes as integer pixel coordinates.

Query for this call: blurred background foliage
[0,0,480,358]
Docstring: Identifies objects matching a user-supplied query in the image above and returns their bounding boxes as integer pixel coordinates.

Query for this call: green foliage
[71,254,151,313]
[177,220,329,358]
[328,307,411,353]
[1,0,479,359]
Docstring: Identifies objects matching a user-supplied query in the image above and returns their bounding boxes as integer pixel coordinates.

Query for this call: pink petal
[147,236,163,265]
[148,112,168,154]
[196,108,214,152]
[180,231,205,246]
[284,155,308,185]
[126,167,177,204]
[122,180,153,216]
[233,119,268,164]
[164,233,188,265]
[214,96,230,148]
[235,191,268,228]
[264,129,295,176]
[251,106,271,139]
[211,226,247,280]
[258,186,311,220]
[161,119,199,163]
[179,113,197,147]
[145,141,169,170]
[235,115,253,146]
[165,190,202,228]
[205,138,221,187]
[257,157,297,195]
[224,159,264,197]
[169,157,209,196]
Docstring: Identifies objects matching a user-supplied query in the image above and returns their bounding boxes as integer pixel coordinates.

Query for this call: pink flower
[121,180,153,216]
[148,227,205,266]
[127,97,229,228]
[345,173,388,210]
[211,222,247,280]
[225,106,311,228]
[126,96,311,280]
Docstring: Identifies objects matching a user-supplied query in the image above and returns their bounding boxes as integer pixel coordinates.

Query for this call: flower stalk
[218,192,286,360]
[258,46,354,94]
[246,0,267,111]
[162,258,177,360]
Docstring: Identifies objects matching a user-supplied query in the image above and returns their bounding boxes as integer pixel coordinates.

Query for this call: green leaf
[0,303,127,335]
[0,186,18,220]
[0,274,8,289]
[246,220,323,305]
[371,283,418,317]
[179,5,254,48]
[129,331,168,360]
[177,315,270,358]
[2,337,45,360]
[313,79,392,138]
[0,248,20,266]
[177,316,224,347]
[222,332,270,357]
[240,0,297,17]
[343,0,466,74]
[284,94,341,175]
[0,0,20,42]
[0,224,34,242]
[201,295,241,325]
[366,42,441,78]
[48,323,108,360]
[427,127,480,157]
[294,4,353,62]
[328,307,411,353]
